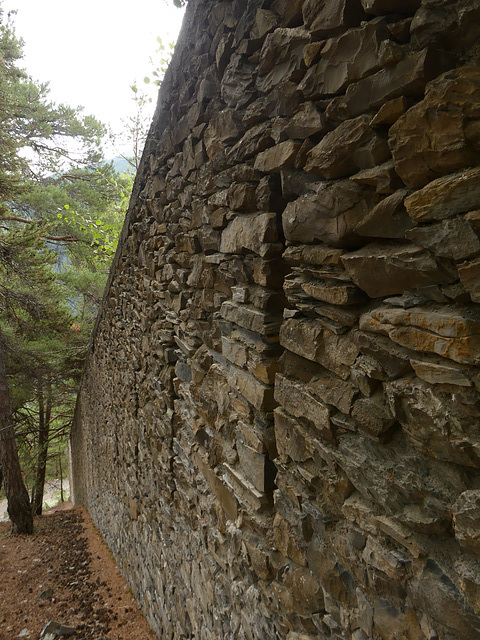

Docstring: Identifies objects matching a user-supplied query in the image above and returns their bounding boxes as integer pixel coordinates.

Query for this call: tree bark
[0,339,33,534]
[31,376,52,516]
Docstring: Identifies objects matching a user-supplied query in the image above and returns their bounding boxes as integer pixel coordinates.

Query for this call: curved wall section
[71,1,480,638]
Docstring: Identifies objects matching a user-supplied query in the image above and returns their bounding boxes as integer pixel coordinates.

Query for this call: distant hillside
[110,156,135,175]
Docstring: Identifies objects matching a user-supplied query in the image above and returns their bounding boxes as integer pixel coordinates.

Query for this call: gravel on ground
[0,503,154,640]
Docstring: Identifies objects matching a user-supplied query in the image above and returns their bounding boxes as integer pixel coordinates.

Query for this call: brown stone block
[338,434,462,532]
[273,512,307,565]
[407,560,480,640]
[227,183,257,212]
[215,33,234,72]
[274,407,310,463]
[280,349,328,384]
[257,27,310,93]
[326,47,452,121]
[283,566,324,614]
[307,536,358,606]
[303,42,324,68]
[281,317,358,379]
[283,244,344,266]
[252,257,287,289]
[207,188,229,209]
[294,138,313,170]
[373,601,424,640]
[283,181,379,248]
[236,440,269,493]
[342,242,455,298]
[370,96,409,126]
[299,18,388,98]
[410,0,480,50]
[410,358,472,387]
[406,216,480,260]
[221,53,256,109]
[352,330,412,380]
[360,305,480,365]
[203,109,245,160]
[223,463,270,512]
[363,536,406,581]
[129,499,139,520]
[222,336,248,368]
[387,379,480,468]
[351,393,395,440]
[453,491,480,555]
[208,207,228,230]
[228,363,276,412]
[279,102,328,140]
[301,279,367,306]
[279,317,323,363]
[314,303,362,329]
[303,0,366,37]
[243,80,301,125]
[251,9,279,40]
[237,419,267,455]
[254,140,301,173]
[255,174,284,212]
[466,210,480,232]
[271,0,304,27]
[279,169,320,199]
[196,453,238,521]
[355,188,414,239]
[458,257,480,303]
[244,536,274,580]
[389,67,480,188]
[308,374,357,414]
[220,212,278,257]
[305,115,390,179]
[274,374,331,434]
[350,160,404,194]
[228,123,274,163]
[373,515,425,559]
[404,167,480,222]
[221,300,283,336]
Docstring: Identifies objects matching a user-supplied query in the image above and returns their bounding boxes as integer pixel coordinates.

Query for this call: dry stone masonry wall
[71,1,480,638]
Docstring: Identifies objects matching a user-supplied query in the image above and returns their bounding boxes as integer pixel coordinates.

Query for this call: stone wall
[70,1,480,638]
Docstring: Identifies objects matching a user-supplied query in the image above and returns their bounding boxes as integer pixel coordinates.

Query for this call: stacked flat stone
[71,1,480,639]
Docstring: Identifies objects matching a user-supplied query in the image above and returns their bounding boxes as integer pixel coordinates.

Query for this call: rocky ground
[0,504,154,640]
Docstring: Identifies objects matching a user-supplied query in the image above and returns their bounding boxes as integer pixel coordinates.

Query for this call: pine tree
[0,3,121,529]
[0,339,32,533]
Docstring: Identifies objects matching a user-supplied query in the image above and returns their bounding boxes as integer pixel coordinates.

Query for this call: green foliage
[35,165,131,266]
[144,36,176,88]
[0,11,105,201]
[118,37,174,170]
[0,3,132,507]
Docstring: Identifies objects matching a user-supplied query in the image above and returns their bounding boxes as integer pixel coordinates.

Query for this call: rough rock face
[70,1,480,639]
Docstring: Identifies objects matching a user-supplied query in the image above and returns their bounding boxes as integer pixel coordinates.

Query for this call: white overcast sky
[3,0,185,137]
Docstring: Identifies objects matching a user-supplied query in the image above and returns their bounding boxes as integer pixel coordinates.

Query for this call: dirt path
[0,504,154,640]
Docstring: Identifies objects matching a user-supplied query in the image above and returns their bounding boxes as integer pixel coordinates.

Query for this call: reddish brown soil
[0,503,155,640]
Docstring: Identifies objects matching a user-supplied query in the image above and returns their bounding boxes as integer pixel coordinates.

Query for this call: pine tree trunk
[31,377,51,516]
[0,339,33,534]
